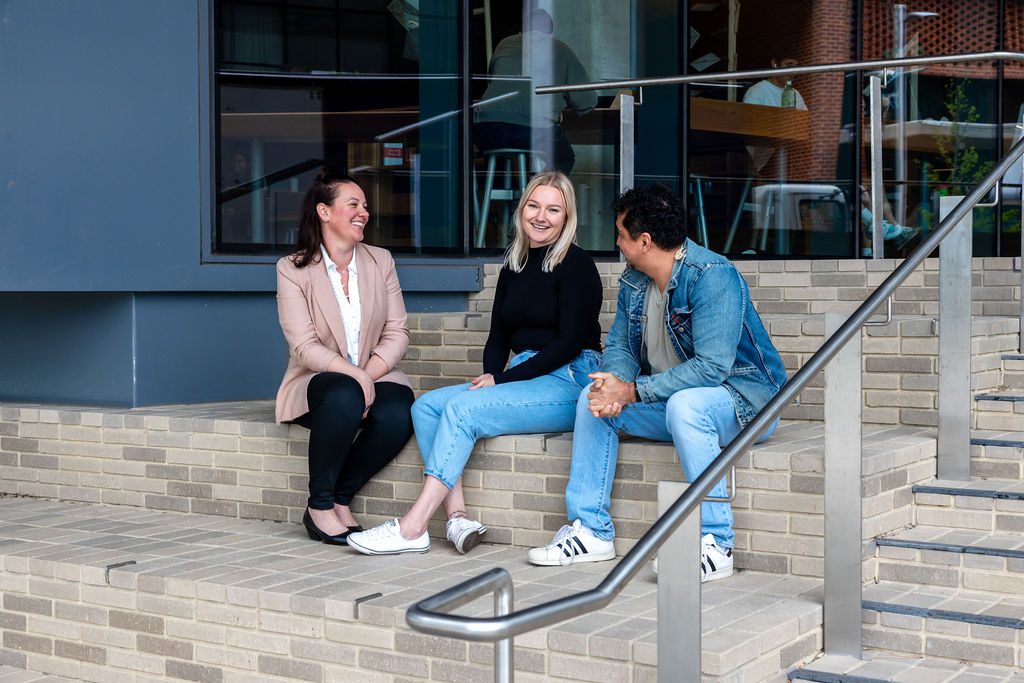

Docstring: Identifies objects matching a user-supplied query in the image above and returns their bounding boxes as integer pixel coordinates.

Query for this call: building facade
[2,0,1021,406]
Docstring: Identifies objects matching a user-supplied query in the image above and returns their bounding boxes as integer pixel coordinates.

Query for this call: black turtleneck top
[483,244,603,384]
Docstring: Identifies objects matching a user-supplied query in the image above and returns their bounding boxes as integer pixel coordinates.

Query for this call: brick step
[861,581,1024,668]
[875,525,1024,591]
[912,479,1024,534]
[974,392,1024,431]
[0,498,823,682]
[1002,355,1024,390]
[0,663,74,682]
[971,432,1024,480]
[0,402,939,580]
[789,652,1024,682]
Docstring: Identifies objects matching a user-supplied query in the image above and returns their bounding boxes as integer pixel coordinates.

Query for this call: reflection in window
[214,1,460,255]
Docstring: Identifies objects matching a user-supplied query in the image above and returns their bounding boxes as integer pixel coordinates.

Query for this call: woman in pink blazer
[276,168,412,546]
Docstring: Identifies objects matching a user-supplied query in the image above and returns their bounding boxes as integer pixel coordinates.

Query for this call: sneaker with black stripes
[700,533,733,582]
[527,519,615,566]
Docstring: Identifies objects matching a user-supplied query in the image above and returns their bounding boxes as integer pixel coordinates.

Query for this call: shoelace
[363,519,400,540]
[549,523,575,547]
[447,517,476,535]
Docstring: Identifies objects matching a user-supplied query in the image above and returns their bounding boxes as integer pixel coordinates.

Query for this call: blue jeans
[565,385,778,549]
[413,349,601,489]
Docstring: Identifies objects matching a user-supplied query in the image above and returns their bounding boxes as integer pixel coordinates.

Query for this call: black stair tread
[975,391,1024,402]
[876,525,1024,559]
[863,581,1024,630]
[972,430,1024,448]
[913,478,1024,499]
[790,653,1024,682]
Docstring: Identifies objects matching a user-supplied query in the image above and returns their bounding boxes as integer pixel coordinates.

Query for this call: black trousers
[293,372,414,510]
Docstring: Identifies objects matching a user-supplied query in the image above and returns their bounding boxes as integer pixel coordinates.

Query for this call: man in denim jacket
[529,185,787,581]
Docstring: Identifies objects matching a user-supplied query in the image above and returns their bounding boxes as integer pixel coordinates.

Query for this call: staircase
[791,350,1024,681]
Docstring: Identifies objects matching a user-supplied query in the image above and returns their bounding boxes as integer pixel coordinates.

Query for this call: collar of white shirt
[320,244,358,277]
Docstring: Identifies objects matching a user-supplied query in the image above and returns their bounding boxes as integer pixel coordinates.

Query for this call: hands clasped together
[586,372,638,418]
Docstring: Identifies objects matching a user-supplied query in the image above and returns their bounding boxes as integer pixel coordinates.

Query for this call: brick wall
[405,257,1022,427]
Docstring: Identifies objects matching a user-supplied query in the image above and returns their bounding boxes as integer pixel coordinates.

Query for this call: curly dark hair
[611,184,687,250]
[291,167,360,268]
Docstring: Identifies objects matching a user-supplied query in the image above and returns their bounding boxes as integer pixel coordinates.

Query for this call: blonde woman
[348,171,603,555]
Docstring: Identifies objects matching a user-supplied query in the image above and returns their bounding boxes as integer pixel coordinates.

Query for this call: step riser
[1002,371,1024,389]
[970,442,1024,481]
[876,549,1024,592]
[913,493,1024,534]
[0,408,939,581]
[861,611,1023,668]
[973,397,1024,431]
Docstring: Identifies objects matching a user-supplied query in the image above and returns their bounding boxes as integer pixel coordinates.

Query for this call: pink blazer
[275,243,411,424]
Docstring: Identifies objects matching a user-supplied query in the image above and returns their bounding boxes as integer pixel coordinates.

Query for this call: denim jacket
[602,239,787,426]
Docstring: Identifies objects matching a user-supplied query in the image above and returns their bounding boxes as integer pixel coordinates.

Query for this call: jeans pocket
[568,349,602,388]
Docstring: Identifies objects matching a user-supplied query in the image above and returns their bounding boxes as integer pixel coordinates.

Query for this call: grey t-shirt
[643,281,682,375]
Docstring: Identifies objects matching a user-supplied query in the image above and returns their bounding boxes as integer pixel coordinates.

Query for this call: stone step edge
[861,599,1024,630]
[874,536,1024,560]
[912,483,1024,500]
[1002,354,1024,361]
[975,392,1024,402]
[972,433,1024,448]
[0,665,74,683]
[789,670,885,683]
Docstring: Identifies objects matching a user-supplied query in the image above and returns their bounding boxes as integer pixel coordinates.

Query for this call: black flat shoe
[303,510,357,546]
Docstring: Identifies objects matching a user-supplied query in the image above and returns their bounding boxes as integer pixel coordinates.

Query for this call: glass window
[469,1,633,253]
[214,0,461,255]
[686,0,859,257]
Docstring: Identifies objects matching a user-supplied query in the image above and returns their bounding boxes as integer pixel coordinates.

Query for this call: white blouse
[320,245,361,365]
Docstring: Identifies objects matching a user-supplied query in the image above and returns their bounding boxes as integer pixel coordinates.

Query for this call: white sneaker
[700,533,733,582]
[347,519,430,556]
[527,520,615,566]
[446,516,487,554]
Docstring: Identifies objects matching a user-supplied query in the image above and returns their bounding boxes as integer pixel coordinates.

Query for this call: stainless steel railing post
[657,482,701,682]
[495,581,514,683]
[619,92,635,194]
[937,196,973,481]
[823,312,863,657]
[869,76,885,260]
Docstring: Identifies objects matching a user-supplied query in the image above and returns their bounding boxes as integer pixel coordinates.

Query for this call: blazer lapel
[309,257,349,355]
[355,243,375,366]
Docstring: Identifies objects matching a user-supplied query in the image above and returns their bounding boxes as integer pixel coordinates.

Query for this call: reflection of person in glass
[275,169,414,546]
[742,55,807,174]
[474,9,596,174]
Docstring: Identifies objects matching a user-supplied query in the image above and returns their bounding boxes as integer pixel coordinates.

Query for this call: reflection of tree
[924,79,1009,233]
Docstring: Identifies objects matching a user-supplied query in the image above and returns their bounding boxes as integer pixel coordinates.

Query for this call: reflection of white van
[752,184,850,255]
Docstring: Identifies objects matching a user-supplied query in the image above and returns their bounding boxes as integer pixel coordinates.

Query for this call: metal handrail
[536,50,1024,94]
[408,52,1024,667]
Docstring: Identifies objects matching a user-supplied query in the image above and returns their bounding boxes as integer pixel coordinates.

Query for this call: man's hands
[587,372,638,417]
[468,373,496,390]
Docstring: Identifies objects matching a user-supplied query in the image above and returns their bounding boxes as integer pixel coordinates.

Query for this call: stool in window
[475,148,546,248]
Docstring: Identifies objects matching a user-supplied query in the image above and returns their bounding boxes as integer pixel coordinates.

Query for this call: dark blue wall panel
[0,0,272,293]
[134,293,284,405]
[0,294,134,405]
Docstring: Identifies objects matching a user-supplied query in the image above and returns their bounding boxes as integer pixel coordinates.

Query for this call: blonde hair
[504,171,578,273]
